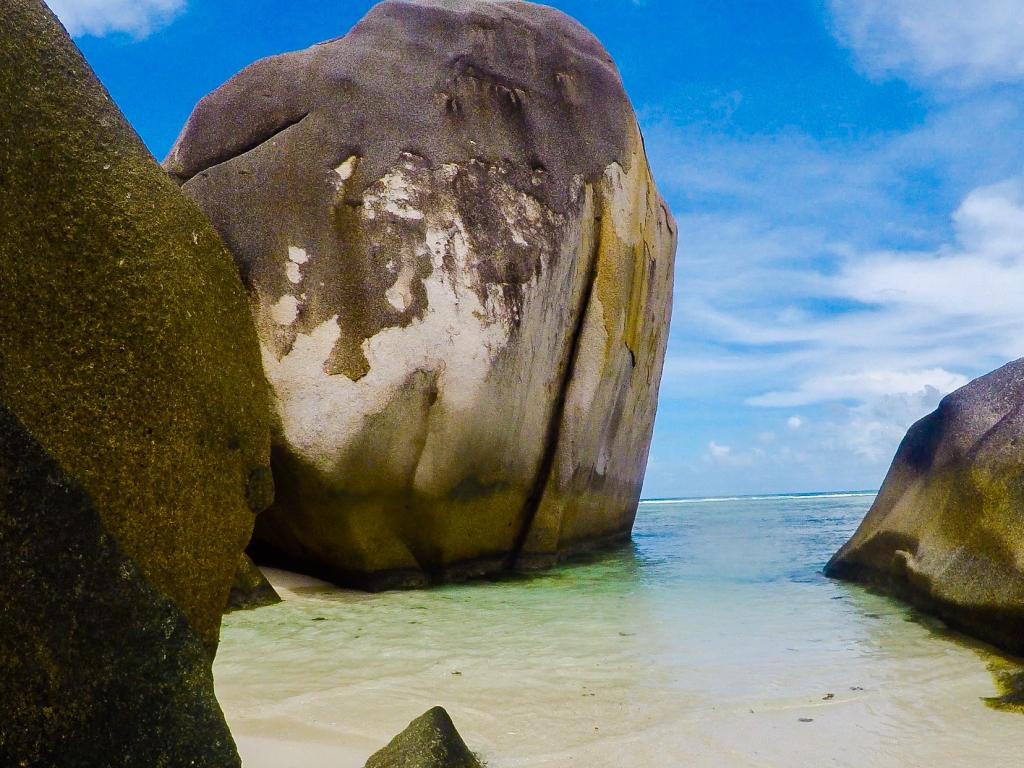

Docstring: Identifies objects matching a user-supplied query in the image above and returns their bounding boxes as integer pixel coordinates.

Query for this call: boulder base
[226,554,282,612]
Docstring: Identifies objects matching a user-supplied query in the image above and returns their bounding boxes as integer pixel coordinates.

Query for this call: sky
[52,0,1024,498]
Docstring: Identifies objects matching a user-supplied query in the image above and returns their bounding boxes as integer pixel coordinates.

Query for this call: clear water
[216,494,1024,767]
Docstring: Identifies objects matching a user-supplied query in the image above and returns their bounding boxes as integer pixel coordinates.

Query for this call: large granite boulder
[166,0,676,587]
[826,359,1024,654]
[1,0,272,649]
[1,0,273,762]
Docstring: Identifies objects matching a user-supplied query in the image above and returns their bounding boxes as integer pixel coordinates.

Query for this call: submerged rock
[826,359,1024,654]
[0,0,272,649]
[365,707,483,768]
[226,554,282,612]
[0,402,240,768]
[167,0,676,587]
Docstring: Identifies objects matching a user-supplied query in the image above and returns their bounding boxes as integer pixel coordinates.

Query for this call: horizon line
[639,490,878,504]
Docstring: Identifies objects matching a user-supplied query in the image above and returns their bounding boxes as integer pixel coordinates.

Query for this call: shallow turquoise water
[217,494,1024,767]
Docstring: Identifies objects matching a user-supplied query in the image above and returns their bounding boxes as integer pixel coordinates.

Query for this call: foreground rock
[167,0,676,587]
[226,554,282,612]
[1,0,272,762]
[1,0,272,649]
[365,707,483,768]
[0,403,240,768]
[826,359,1024,654]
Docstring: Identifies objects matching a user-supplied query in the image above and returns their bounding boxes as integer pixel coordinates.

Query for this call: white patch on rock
[385,262,417,312]
[569,294,609,418]
[602,157,645,247]
[263,160,562,472]
[364,158,426,221]
[270,294,299,325]
[333,156,358,182]
[286,245,309,284]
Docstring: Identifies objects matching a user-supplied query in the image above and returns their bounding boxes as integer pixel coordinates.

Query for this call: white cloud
[786,416,804,430]
[837,180,1024,321]
[829,0,1024,88]
[47,0,186,38]
[835,387,948,463]
[752,369,968,408]
[642,94,1024,494]
[707,441,732,459]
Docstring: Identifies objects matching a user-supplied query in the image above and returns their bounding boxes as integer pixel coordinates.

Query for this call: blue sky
[55,0,1024,497]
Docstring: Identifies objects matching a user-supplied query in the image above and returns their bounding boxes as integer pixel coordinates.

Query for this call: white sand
[220,499,1024,767]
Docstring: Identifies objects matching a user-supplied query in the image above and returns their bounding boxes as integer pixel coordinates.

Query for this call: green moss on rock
[0,0,272,648]
[985,659,1024,713]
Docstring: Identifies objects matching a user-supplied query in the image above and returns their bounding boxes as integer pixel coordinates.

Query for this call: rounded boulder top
[165,0,635,214]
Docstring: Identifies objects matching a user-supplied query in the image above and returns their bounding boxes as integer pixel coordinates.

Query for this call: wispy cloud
[47,0,186,38]
[828,0,1024,88]
[640,80,1024,492]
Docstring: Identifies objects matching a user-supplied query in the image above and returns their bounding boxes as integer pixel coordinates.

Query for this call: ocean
[215,493,1024,767]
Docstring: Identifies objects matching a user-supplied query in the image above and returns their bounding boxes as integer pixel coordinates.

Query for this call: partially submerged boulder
[167,0,676,587]
[826,359,1024,654]
[1,0,273,649]
[365,707,483,768]
[226,554,282,612]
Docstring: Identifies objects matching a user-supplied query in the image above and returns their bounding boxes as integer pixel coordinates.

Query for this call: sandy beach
[216,497,1024,768]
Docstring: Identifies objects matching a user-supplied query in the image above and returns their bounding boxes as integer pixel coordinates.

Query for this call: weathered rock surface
[1,0,273,648]
[167,0,675,587]
[226,554,282,612]
[826,359,1024,654]
[365,707,483,768]
[0,402,240,768]
[1,1,272,762]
